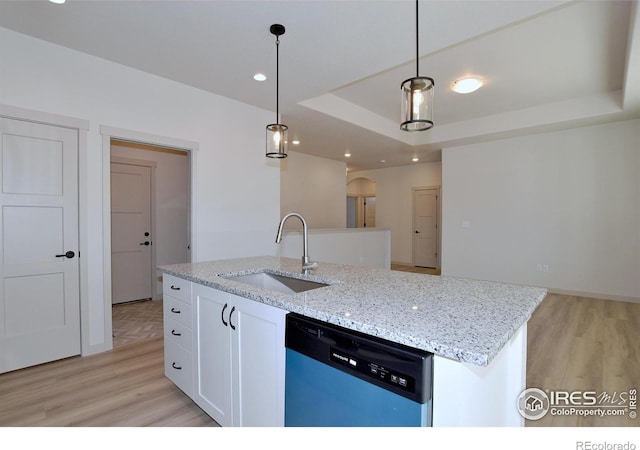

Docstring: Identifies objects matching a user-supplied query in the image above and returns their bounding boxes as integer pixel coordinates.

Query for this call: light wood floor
[0,269,637,427]
[112,299,164,348]
[525,294,639,427]
[0,299,215,427]
[390,264,441,276]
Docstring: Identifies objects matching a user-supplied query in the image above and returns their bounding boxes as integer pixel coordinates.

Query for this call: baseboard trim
[391,261,413,267]
[547,287,640,304]
[391,260,441,270]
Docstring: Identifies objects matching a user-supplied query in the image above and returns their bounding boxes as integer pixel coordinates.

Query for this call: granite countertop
[159,256,547,367]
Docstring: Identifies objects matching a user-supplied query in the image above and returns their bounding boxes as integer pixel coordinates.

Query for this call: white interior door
[413,188,438,268]
[364,196,376,227]
[111,162,152,304]
[0,117,80,374]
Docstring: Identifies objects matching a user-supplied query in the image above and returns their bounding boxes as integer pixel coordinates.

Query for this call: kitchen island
[159,256,547,426]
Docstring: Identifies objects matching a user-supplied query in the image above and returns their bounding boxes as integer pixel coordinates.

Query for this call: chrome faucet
[276,212,318,273]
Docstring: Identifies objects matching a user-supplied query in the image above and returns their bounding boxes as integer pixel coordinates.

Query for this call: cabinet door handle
[172,362,182,370]
[221,303,228,326]
[170,285,180,291]
[171,307,181,314]
[229,306,236,330]
[171,329,181,336]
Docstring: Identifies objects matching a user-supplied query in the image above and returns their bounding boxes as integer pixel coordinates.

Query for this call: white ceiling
[0,0,638,171]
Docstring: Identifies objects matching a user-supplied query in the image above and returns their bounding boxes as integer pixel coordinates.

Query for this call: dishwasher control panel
[329,347,417,395]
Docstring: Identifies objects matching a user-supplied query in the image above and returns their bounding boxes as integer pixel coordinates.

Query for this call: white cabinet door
[0,117,80,374]
[191,284,286,427]
[232,293,286,427]
[193,283,233,427]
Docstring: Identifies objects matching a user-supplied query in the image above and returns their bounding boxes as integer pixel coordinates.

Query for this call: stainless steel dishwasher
[284,313,433,427]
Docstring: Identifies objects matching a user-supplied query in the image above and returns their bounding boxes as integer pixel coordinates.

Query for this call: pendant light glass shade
[266,24,288,158]
[400,0,434,132]
[266,123,288,158]
[401,76,434,131]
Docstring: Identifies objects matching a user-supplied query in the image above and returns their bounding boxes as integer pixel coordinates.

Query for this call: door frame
[0,103,90,355]
[411,186,442,270]
[101,125,198,350]
[110,156,158,302]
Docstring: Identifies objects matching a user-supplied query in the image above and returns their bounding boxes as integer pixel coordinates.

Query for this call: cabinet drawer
[164,315,193,352]
[163,275,191,303]
[163,295,193,328]
[164,339,193,397]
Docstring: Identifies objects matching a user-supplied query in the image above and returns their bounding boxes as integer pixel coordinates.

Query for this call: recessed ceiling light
[49,0,66,4]
[412,157,419,162]
[451,77,484,94]
[292,140,300,145]
[344,152,351,157]
[253,73,267,81]
[379,159,386,164]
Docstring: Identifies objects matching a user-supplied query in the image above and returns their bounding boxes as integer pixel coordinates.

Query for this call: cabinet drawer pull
[171,329,181,336]
[170,285,180,291]
[172,362,182,370]
[229,306,236,330]
[171,307,181,314]
[221,303,228,326]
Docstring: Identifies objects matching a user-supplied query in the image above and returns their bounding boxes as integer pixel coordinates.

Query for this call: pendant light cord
[276,36,280,122]
[415,0,419,77]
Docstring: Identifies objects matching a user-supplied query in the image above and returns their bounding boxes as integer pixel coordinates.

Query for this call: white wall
[111,142,190,298]
[348,162,442,264]
[0,27,280,353]
[280,150,346,229]
[277,228,391,269]
[442,119,640,302]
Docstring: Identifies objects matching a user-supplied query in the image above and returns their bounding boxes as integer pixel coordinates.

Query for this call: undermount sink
[221,271,329,294]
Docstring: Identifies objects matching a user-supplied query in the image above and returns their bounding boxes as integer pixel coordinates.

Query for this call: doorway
[109,138,191,347]
[347,196,376,228]
[347,177,376,228]
[412,187,440,269]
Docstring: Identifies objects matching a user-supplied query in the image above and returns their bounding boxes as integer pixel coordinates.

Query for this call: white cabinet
[192,283,286,427]
[162,275,193,397]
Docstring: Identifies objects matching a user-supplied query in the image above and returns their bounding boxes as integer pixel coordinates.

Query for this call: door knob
[55,251,75,259]
[139,241,150,246]
[415,230,420,234]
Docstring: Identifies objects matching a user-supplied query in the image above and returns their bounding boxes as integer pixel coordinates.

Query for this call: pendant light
[400,0,434,132]
[266,24,288,158]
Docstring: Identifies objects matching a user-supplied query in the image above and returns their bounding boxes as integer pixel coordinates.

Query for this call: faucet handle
[302,255,318,271]
[303,261,318,271]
